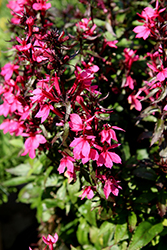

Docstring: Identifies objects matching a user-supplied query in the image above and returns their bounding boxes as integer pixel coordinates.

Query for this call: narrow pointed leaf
[151,119,164,146]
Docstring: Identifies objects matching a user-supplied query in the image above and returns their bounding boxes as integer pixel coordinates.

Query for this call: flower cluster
[0,0,124,201]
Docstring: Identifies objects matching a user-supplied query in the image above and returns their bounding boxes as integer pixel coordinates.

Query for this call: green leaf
[136,149,149,160]
[162,219,167,226]
[78,200,97,227]
[76,217,89,245]
[151,119,164,146]
[42,198,57,209]
[9,138,23,148]
[141,87,161,102]
[114,223,128,244]
[128,212,137,232]
[159,146,167,161]
[136,106,159,123]
[83,245,97,250]
[128,221,163,250]
[93,18,106,27]
[143,115,157,122]
[70,246,78,250]
[65,101,71,122]
[89,226,100,244]
[6,163,31,176]
[99,221,116,247]
[2,176,36,186]
[67,178,80,204]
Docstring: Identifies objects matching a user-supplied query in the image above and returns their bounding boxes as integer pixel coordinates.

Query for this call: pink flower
[97,174,122,199]
[80,186,95,200]
[0,119,25,136]
[82,148,99,164]
[69,114,84,132]
[147,63,167,82]
[97,145,122,168]
[35,103,53,123]
[124,75,135,90]
[69,113,92,132]
[42,233,58,250]
[58,156,75,174]
[76,18,97,39]
[96,0,107,13]
[103,178,122,199]
[64,170,76,183]
[21,133,47,158]
[133,3,166,40]
[1,63,19,81]
[133,24,151,40]
[99,124,124,145]
[70,136,93,160]
[164,105,167,111]
[128,93,142,111]
[15,37,32,51]
[32,0,51,11]
[123,48,139,70]
[102,38,118,50]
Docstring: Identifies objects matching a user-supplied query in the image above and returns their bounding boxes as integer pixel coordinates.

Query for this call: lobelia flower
[97,144,122,169]
[103,178,122,199]
[164,105,167,111]
[1,63,19,81]
[69,113,92,132]
[42,233,58,250]
[0,90,23,117]
[102,38,118,52]
[69,113,84,132]
[32,0,51,11]
[70,135,95,160]
[123,48,139,71]
[58,155,75,174]
[133,24,152,40]
[35,103,54,123]
[80,186,95,200]
[96,0,108,13]
[0,119,25,136]
[147,63,167,82]
[127,92,142,111]
[123,75,135,90]
[81,148,99,164]
[133,2,166,40]
[97,174,122,199]
[15,37,32,52]
[76,18,97,39]
[7,0,24,24]
[99,124,125,145]
[21,132,47,159]
[64,170,76,183]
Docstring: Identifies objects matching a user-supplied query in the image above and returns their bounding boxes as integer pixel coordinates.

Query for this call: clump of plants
[0,0,167,249]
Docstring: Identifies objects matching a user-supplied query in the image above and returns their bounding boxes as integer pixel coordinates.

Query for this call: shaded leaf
[128,212,137,232]
[151,119,164,146]
[133,166,157,180]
